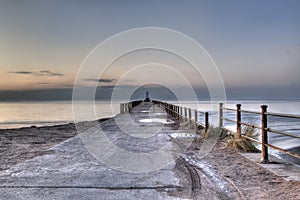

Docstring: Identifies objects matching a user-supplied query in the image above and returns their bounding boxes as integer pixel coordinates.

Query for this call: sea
[0,100,299,164]
[0,101,121,129]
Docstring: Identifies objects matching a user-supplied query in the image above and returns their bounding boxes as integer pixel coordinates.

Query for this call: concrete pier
[0,102,196,200]
[1,101,299,199]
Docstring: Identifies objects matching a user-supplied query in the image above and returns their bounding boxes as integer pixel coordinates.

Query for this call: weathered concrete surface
[240,153,300,181]
[0,102,192,200]
[0,137,183,200]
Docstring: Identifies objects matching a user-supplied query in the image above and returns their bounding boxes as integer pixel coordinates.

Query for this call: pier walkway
[0,102,203,199]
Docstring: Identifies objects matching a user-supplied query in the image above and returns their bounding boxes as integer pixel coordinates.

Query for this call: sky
[0,0,299,100]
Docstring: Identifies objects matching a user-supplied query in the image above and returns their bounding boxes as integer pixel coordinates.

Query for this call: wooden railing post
[236,104,241,138]
[219,103,223,128]
[261,105,269,163]
[205,112,209,132]
[195,110,198,134]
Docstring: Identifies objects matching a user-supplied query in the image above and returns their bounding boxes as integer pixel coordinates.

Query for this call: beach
[0,123,77,171]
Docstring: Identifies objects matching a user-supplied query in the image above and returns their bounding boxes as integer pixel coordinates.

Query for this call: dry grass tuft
[201,126,228,140]
[226,125,259,152]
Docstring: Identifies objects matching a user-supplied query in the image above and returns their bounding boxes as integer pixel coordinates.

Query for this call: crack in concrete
[0,185,180,190]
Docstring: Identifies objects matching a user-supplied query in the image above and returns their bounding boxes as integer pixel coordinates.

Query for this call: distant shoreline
[1,98,300,103]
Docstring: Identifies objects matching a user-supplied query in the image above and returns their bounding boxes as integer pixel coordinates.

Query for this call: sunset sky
[0,0,299,100]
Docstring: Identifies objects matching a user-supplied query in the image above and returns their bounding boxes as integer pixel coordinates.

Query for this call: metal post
[219,103,223,128]
[205,112,209,132]
[194,110,198,134]
[180,106,183,121]
[188,108,192,123]
[184,107,187,121]
[120,103,124,113]
[129,102,132,113]
[174,105,176,119]
[261,105,269,163]
[236,104,241,138]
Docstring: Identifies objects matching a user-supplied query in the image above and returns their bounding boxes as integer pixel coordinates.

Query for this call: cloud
[9,70,64,77]
[9,71,34,75]
[83,78,115,83]
[36,70,64,77]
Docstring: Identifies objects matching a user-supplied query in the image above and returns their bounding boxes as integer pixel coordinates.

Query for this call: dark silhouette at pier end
[144,91,150,102]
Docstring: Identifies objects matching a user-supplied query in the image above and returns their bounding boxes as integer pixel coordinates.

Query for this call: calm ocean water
[1,100,299,130]
[0,101,120,129]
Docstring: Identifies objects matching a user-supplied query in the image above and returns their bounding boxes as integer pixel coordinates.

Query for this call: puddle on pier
[169,133,196,138]
[153,113,167,116]
[140,110,166,116]
[139,118,175,124]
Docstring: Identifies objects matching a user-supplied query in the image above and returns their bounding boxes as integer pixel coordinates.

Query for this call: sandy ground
[186,137,300,200]
[0,119,109,171]
[0,103,299,199]
[0,123,77,171]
